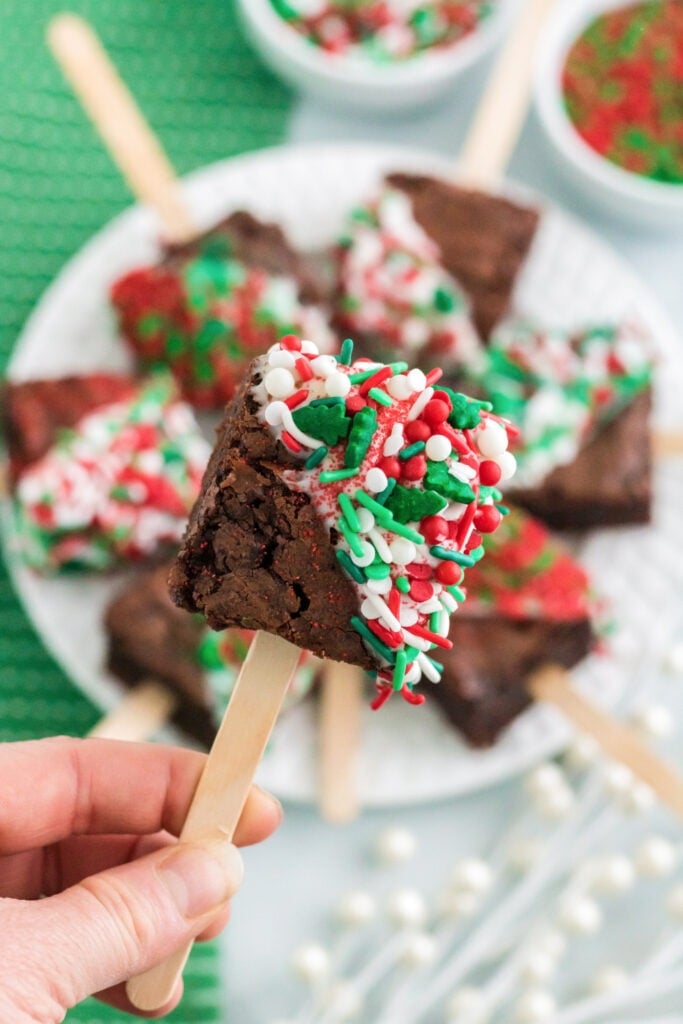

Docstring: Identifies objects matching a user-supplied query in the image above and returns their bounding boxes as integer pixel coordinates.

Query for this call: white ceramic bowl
[236,0,513,112]
[534,0,683,229]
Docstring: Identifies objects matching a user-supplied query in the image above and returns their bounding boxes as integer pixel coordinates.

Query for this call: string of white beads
[375,826,417,865]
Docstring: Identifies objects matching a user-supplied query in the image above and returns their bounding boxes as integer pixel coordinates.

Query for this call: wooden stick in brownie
[127,337,517,1009]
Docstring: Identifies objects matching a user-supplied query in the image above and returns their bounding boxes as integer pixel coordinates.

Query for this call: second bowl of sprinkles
[237,0,512,111]
[535,0,683,226]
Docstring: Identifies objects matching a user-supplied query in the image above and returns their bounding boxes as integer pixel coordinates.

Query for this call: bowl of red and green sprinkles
[236,0,512,111]
[534,0,683,226]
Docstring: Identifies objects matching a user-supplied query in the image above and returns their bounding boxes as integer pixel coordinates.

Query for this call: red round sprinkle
[410,580,434,602]
[474,505,502,533]
[346,394,367,413]
[401,455,427,481]
[280,334,302,351]
[404,420,431,443]
[378,456,401,479]
[422,399,450,426]
[479,459,502,486]
[433,389,453,411]
[436,561,461,585]
[405,561,431,579]
[420,515,449,544]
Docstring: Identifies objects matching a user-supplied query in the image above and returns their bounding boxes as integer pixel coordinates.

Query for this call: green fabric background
[0,1,293,1019]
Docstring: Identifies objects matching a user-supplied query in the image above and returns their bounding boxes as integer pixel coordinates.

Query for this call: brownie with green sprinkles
[171,335,516,706]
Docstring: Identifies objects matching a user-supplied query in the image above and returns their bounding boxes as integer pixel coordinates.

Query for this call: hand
[0,736,282,1021]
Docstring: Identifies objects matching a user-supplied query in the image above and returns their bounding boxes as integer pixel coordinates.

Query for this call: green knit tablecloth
[0,1,293,1019]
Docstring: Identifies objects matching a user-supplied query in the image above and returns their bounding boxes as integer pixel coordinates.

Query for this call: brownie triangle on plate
[432,507,596,746]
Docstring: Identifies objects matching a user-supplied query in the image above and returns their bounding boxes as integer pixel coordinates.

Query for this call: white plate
[4,142,683,807]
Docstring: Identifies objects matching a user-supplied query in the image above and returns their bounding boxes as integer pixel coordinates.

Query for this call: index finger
[0,737,280,853]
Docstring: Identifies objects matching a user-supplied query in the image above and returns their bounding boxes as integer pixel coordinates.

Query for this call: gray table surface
[226,55,683,1024]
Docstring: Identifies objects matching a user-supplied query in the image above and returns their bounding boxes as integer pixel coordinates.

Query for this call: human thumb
[7,840,243,1012]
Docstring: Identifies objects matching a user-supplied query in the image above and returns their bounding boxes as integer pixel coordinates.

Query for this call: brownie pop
[111,211,335,410]
[171,335,516,705]
[4,373,209,572]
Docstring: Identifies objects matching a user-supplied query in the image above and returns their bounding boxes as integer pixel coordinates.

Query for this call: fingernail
[256,785,284,824]
[159,841,244,919]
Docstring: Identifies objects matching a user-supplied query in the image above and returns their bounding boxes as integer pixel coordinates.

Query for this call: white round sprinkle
[425,434,451,461]
[450,858,494,896]
[291,944,330,982]
[390,538,417,565]
[365,468,388,493]
[264,400,287,427]
[447,987,488,1023]
[399,606,419,627]
[526,763,567,797]
[563,734,599,771]
[591,855,635,894]
[635,836,677,877]
[361,598,381,620]
[366,577,392,595]
[337,891,377,927]
[376,826,417,864]
[407,368,427,392]
[386,889,426,928]
[514,989,557,1024]
[311,354,338,378]
[265,367,295,399]
[667,883,683,920]
[558,896,602,935]
[590,965,628,996]
[603,762,634,797]
[476,420,509,457]
[496,450,517,481]
[349,540,376,567]
[386,374,413,401]
[402,932,438,968]
[325,371,351,398]
[267,349,296,369]
[300,339,319,355]
[631,703,675,740]
[520,950,557,985]
[356,508,375,533]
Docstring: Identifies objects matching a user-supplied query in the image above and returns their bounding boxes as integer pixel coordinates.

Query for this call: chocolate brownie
[105,564,216,748]
[3,374,136,485]
[432,615,594,746]
[169,367,375,670]
[386,173,540,339]
[511,389,652,530]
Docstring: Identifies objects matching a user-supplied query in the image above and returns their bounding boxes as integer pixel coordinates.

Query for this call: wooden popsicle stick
[528,664,683,818]
[318,661,363,824]
[47,13,196,244]
[457,0,557,189]
[87,681,177,741]
[654,429,683,459]
[126,630,301,1011]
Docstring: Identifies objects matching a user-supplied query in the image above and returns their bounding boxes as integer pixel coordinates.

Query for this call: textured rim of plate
[3,141,681,807]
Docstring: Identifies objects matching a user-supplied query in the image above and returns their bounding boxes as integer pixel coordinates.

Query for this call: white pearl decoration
[425,434,451,461]
[508,839,543,874]
[386,889,427,928]
[635,836,677,877]
[337,890,377,928]
[267,349,296,369]
[496,449,517,481]
[540,929,567,961]
[440,889,481,920]
[475,420,509,458]
[389,538,417,565]
[291,943,331,983]
[325,371,351,398]
[591,854,635,895]
[603,762,635,798]
[590,965,628,995]
[407,368,427,392]
[375,826,417,865]
[631,703,675,740]
[514,989,557,1024]
[310,354,338,378]
[365,467,388,493]
[520,949,558,985]
[620,781,656,815]
[386,374,413,400]
[446,987,490,1023]
[264,367,295,399]
[450,858,494,896]
[526,764,567,797]
[401,932,438,968]
[558,895,603,935]
[563,734,599,771]
[536,786,575,820]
